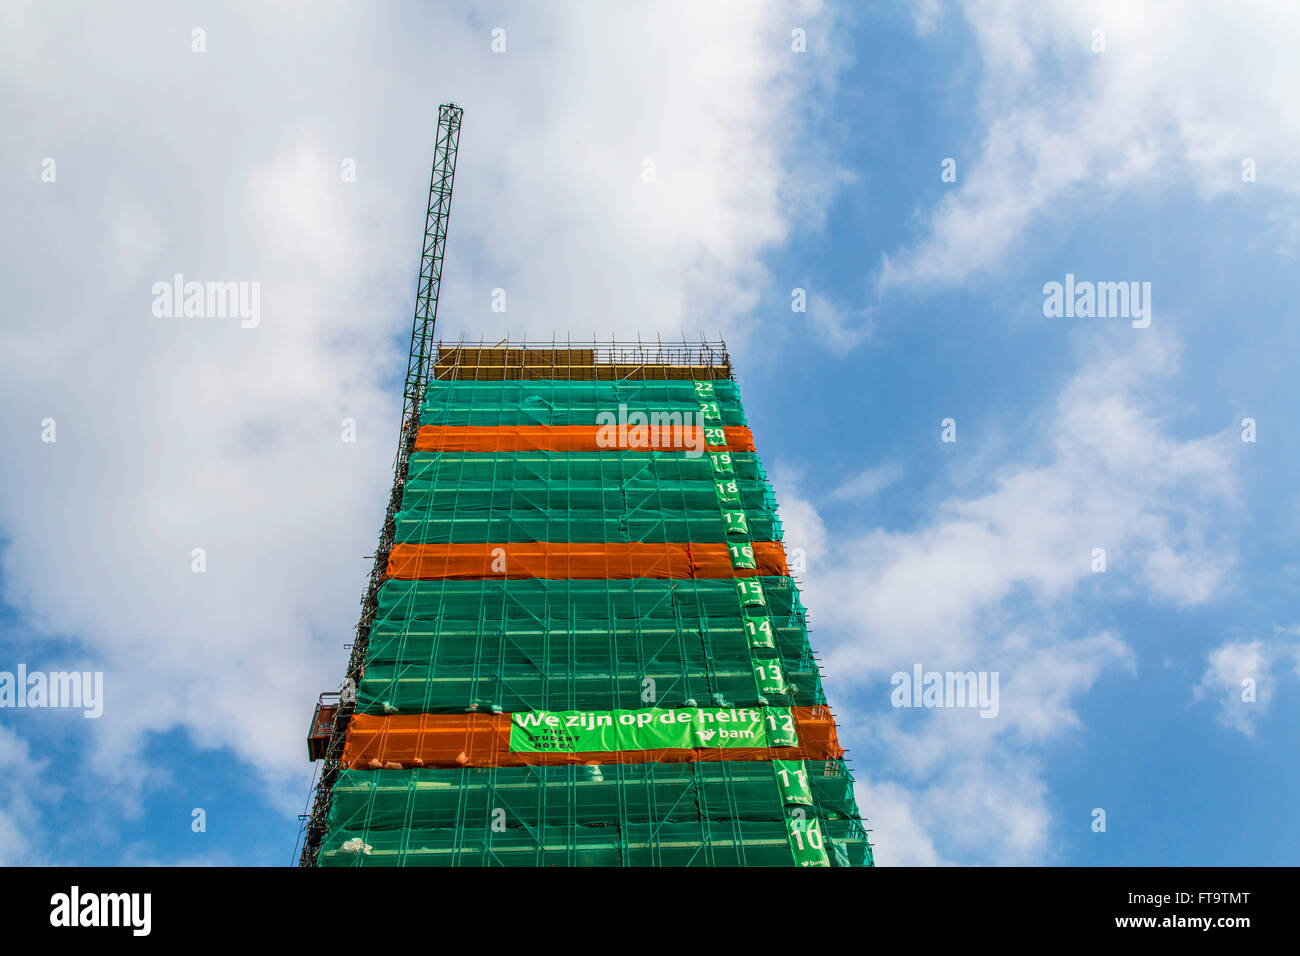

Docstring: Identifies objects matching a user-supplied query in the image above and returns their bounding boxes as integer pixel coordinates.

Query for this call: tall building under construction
[298,105,872,867]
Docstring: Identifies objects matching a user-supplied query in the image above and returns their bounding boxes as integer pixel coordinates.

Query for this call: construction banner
[508,706,798,754]
[786,815,831,867]
[415,424,756,453]
[773,759,814,806]
[341,705,843,768]
[385,540,789,580]
[308,360,875,868]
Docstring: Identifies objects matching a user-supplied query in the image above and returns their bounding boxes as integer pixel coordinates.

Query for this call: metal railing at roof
[430,334,733,381]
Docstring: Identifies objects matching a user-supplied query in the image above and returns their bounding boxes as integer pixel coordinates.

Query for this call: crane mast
[297,103,463,867]
[403,103,462,442]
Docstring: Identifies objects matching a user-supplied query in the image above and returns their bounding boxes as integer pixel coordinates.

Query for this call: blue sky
[1,1,1297,866]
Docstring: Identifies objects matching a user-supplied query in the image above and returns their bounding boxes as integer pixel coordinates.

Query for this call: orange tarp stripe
[415,424,757,453]
[343,707,845,770]
[386,541,788,580]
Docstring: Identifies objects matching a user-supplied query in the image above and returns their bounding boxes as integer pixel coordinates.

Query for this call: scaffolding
[295,101,872,869]
[303,341,873,867]
[432,336,733,381]
[356,577,823,715]
[320,762,871,867]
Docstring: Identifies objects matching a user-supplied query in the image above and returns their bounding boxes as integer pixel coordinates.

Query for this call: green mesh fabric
[419,379,747,427]
[357,577,822,714]
[394,509,780,544]
[407,450,772,483]
[395,454,782,545]
[326,377,872,866]
[356,654,821,714]
[320,762,872,867]
[370,577,808,628]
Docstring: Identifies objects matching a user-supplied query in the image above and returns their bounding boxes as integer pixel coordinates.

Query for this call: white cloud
[883,0,1300,288]
[1194,640,1271,736]
[432,0,851,343]
[853,777,946,866]
[776,329,1236,862]
[805,293,873,350]
[1194,630,1300,736]
[787,331,1236,681]
[0,2,852,858]
[0,726,59,866]
[831,461,904,501]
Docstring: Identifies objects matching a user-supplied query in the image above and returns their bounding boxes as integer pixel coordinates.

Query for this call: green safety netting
[358,577,822,714]
[400,472,778,516]
[328,761,862,827]
[323,374,872,867]
[370,577,808,629]
[394,448,782,544]
[393,510,780,545]
[323,821,806,867]
[406,450,773,484]
[320,762,872,868]
[420,379,747,428]
[356,657,820,714]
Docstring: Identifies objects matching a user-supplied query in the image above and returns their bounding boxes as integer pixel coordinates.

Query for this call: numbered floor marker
[728,542,757,570]
[753,658,786,695]
[773,759,814,806]
[764,707,799,747]
[721,509,750,535]
[786,813,831,867]
[736,579,766,606]
[743,609,775,648]
[714,479,741,504]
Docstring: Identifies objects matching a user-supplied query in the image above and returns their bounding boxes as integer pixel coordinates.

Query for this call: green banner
[722,509,750,535]
[765,707,799,747]
[714,479,741,504]
[743,608,775,648]
[509,706,798,753]
[728,542,756,569]
[736,579,766,606]
[773,759,814,806]
[786,813,831,867]
[753,658,786,694]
